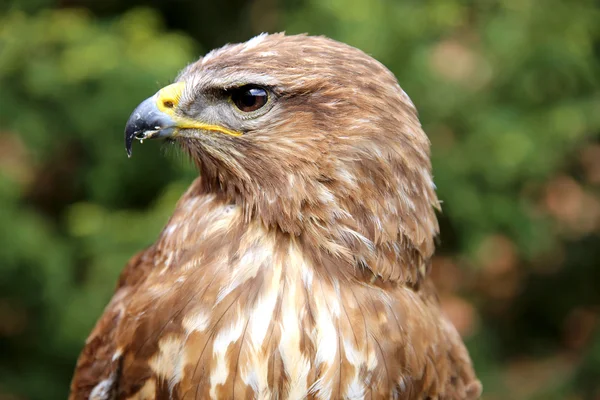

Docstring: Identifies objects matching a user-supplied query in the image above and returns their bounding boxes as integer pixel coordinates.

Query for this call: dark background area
[0,0,599,399]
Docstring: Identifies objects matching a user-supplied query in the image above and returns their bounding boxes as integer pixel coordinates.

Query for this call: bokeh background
[0,0,599,398]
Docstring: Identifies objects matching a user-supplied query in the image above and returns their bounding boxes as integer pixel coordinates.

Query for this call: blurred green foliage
[0,1,599,399]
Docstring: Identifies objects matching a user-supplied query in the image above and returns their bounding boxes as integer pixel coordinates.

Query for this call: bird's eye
[231,86,268,112]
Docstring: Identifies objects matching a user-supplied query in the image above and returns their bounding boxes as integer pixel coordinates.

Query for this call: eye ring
[230,85,269,113]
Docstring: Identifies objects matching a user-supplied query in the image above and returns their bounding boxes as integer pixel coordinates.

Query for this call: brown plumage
[70,33,482,399]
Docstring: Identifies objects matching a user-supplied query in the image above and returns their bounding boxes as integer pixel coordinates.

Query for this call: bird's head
[125,33,439,280]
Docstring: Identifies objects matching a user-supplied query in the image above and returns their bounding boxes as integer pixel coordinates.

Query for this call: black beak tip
[125,111,144,158]
[125,128,135,158]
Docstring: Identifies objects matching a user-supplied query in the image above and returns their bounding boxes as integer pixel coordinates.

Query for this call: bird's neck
[155,177,435,286]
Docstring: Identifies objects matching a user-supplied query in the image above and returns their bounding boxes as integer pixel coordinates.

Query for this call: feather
[70,33,481,400]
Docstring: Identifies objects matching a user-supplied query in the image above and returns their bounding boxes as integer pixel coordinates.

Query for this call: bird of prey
[70,33,482,400]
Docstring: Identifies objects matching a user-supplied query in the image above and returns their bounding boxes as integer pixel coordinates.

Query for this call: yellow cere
[155,82,243,137]
[156,82,186,114]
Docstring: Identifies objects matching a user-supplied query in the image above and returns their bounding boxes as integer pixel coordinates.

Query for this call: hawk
[70,33,482,400]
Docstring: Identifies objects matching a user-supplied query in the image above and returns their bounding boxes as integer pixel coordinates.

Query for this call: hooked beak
[124,95,177,157]
[124,81,243,157]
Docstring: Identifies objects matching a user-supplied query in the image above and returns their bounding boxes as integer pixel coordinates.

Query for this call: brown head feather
[177,33,439,284]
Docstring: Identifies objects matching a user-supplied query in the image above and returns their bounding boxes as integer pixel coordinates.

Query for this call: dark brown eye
[231,86,268,112]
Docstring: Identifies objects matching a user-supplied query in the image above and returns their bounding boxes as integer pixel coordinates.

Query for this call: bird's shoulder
[69,247,156,400]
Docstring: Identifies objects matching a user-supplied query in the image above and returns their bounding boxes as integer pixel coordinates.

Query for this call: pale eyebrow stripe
[205,72,280,90]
